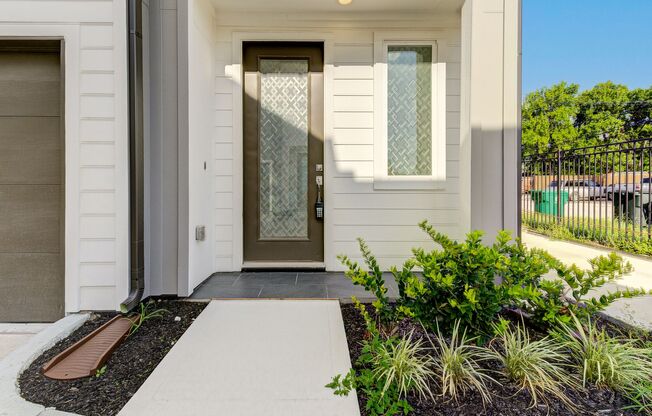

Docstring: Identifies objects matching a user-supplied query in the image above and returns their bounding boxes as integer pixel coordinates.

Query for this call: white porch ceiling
[210,0,464,14]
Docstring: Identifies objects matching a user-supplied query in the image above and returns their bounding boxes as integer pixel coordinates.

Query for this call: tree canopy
[522,82,652,155]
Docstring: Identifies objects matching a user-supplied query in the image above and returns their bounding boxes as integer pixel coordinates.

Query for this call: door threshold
[241,261,326,272]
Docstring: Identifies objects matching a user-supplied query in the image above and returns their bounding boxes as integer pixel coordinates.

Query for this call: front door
[243,42,324,263]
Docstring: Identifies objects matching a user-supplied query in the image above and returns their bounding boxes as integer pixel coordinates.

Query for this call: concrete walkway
[119,300,360,416]
[523,231,652,329]
[0,324,50,361]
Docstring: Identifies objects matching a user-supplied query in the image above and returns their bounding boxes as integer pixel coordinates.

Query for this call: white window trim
[373,33,446,190]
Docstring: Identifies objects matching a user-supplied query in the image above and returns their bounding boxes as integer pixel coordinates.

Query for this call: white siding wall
[188,0,217,289]
[210,14,463,272]
[0,1,129,311]
[329,34,462,270]
[213,33,235,271]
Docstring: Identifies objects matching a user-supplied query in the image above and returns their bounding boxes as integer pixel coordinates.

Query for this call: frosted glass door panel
[258,59,309,239]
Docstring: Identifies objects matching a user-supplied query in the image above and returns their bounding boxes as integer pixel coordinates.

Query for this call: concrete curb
[0,314,89,416]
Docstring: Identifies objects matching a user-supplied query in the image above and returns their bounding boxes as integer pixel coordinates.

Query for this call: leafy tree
[575,82,630,147]
[522,82,579,154]
[522,82,652,155]
[626,87,652,139]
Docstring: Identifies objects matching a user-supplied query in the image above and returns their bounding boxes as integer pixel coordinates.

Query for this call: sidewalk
[118,300,360,416]
[522,231,652,330]
[0,324,50,361]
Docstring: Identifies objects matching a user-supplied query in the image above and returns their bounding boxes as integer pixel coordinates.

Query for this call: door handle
[315,175,324,220]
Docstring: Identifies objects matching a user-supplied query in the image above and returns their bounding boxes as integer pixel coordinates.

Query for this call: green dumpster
[531,189,569,215]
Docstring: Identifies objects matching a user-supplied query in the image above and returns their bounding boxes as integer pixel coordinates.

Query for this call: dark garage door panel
[0,46,64,322]
[0,253,63,322]
[0,185,61,253]
[0,117,61,184]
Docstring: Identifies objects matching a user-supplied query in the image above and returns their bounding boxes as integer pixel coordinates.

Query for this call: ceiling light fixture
[338,0,353,5]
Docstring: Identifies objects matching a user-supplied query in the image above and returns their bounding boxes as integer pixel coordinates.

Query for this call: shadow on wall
[236,59,477,271]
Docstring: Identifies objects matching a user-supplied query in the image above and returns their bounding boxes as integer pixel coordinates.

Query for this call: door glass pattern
[387,46,432,176]
[258,59,309,239]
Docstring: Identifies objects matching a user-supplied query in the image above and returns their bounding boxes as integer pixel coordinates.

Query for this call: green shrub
[339,239,398,334]
[341,220,647,335]
[393,223,524,337]
[428,320,496,405]
[555,315,652,393]
[326,300,435,416]
[512,251,648,327]
[492,320,579,409]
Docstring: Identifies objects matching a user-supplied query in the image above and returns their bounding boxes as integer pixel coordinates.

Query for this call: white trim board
[0,26,81,312]
[372,31,447,190]
[230,31,336,272]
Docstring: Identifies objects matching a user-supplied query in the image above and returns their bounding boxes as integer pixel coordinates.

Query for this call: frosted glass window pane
[387,46,432,176]
[258,59,309,239]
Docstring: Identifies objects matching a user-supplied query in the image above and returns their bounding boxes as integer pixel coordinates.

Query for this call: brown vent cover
[42,315,136,380]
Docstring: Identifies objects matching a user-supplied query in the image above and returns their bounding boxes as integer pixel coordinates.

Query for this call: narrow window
[387,45,433,176]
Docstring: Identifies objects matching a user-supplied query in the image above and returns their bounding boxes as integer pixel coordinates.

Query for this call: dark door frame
[242,41,325,263]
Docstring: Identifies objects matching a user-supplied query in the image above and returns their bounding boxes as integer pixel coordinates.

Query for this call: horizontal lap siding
[214,37,234,271]
[211,24,462,271]
[79,16,118,309]
[330,34,462,270]
[0,0,120,310]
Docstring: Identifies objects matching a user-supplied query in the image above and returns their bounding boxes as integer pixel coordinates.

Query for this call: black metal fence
[521,139,652,246]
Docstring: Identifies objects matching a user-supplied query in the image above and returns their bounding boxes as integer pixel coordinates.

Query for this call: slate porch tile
[235,272,298,286]
[296,272,348,285]
[259,284,327,299]
[191,285,263,299]
[201,273,241,286]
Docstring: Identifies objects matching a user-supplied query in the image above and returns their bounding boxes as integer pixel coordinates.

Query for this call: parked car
[548,179,603,201]
[604,178,652,200]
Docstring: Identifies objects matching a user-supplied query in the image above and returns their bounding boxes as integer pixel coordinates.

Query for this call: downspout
[121,0,145,313]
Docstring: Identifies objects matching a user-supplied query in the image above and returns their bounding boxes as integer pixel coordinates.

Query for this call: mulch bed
[340,303,641,416]
[19,300,207,416]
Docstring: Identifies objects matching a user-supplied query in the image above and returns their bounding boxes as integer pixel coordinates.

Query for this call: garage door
[0,40,64,322]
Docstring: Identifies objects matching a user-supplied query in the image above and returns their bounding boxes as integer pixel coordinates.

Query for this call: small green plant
[369,330,436,401]
[428,320,497,405]
[624,381,652,414]
[94,365,107,378]
[514,251,648,327]
[555,315,652,393]
[339,239,399,334]
[128,300,168,336]
[326,301,435,416]
[492,320,579,409]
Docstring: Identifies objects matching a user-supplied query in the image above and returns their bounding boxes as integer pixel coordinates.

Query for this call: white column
[460,0,522,240]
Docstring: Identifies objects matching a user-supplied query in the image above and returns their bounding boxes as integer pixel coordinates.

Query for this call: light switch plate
[195,225,206,241]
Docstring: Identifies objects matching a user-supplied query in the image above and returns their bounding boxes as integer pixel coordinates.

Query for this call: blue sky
[523,0,652,94]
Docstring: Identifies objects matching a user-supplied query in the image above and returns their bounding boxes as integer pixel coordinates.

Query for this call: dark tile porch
[190,272,399,300]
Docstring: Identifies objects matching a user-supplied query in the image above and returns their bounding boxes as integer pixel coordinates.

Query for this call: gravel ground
[19,300,207,416]
[340,303,642,416]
